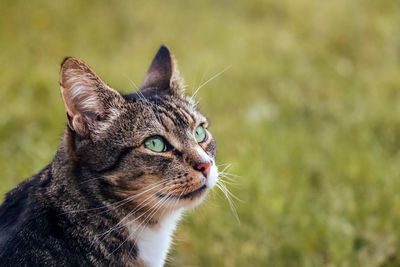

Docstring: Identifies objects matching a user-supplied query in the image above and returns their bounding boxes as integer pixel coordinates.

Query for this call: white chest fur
[128,209,183,267]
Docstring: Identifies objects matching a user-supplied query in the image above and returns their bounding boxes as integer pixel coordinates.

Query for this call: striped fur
[0,46,218,266]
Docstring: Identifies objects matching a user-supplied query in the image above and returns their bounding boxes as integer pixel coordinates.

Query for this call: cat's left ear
[139,45,184,95]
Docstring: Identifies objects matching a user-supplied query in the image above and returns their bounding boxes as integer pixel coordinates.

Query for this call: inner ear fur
[60,57,124,137]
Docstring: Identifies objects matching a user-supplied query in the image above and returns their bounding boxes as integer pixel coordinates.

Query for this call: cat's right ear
[139,45,184,95]
[60,57,124,137]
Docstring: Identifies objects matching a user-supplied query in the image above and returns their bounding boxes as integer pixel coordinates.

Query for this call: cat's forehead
[123,93,206,133]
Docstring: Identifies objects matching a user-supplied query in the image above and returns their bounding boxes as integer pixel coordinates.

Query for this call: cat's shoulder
[0,166,51,246]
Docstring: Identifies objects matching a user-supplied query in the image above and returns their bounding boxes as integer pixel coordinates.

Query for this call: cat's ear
[139,45,184,95]
[60,57,124,137]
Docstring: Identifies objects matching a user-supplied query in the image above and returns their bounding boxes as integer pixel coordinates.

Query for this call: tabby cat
[0,45,218,267]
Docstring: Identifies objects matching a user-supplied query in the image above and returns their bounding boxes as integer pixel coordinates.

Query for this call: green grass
[1,0,400,266]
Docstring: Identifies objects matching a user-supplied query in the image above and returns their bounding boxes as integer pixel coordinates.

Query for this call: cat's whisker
[218,163,234,174]
[135,90,162,123]
[133,190,179,239]
[98,185,169,240]
[217,162,231,168]
[79,176,103,185]
[190,65,231,101]
[111,189,180,255]
[216,163,241,186]
[98,176,182,240]
[157,189,181,221]
[134,195,171,236]
[99,180,181,240]
[218,171,241,183]
[215,181,240,223]
[218,174,240,184]
[140,188,180,226]
[210,184,226,201]
[218,166,241,179]
[219,173,240,180]
[217,180,242,202]
[62,179,168,215]
[132,86,163,125]
[217,177,239,186]
[189,70,207,105]
[218,172,238,179]
[125,75,139,90]
[100,180,168,212]
[219,171,241,178]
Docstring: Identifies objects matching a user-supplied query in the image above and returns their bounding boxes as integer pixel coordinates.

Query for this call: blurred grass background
[1,0,400,266]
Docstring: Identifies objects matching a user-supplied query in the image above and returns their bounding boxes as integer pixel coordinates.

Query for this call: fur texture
[0,45,218,267]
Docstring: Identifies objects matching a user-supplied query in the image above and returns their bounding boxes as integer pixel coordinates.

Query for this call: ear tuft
[60,57,123,136]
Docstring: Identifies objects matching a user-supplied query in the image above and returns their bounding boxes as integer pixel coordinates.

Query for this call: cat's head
[60,46,218,217]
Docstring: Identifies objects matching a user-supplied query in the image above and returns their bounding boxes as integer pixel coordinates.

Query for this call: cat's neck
[128,209,183,267]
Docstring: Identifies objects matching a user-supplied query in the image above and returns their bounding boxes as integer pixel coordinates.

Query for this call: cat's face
[60,46,218,218]
[116,93,218,209]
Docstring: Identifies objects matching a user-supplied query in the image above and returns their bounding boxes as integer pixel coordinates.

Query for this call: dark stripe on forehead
[172,103,195,125]
[156,106,187,129]
[180,105,197,123]
[152,99,191,128]
[155,107,176,129]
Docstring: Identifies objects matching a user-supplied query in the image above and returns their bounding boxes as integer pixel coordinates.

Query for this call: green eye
[195,125,207,143]
[144,136,166,152]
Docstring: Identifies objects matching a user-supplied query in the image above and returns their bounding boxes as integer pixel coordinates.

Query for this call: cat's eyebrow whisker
[136,90,157,116]
[124,75,139,90]
[190,65,231,101]
[136,90,163,124]
[189,69,208,103]
[134,88,162,125]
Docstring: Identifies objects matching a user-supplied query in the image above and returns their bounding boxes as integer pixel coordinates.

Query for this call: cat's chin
[163,186,209,210]
[178,191,208,209]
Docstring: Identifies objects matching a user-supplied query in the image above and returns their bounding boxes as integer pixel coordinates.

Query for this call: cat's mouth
[157,184,207,200]
[179,184,207,199]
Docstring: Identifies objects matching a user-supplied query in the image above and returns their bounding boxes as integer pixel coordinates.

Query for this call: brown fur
[0,45,217,266]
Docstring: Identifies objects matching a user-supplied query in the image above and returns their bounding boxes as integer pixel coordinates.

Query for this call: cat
[0,45,218,267]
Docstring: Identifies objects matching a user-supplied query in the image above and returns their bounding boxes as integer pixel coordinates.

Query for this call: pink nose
[195,161,212,177]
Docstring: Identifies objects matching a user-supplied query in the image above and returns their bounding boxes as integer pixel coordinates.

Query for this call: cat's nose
[195,161,212,177]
